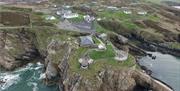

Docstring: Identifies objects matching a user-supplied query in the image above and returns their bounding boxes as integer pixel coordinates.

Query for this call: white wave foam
[27,82,39,91]
[0,62,44,90]
[34,66,42,70]
[0,74,21,90]
[39,73,46,80]
[37,62,43,66]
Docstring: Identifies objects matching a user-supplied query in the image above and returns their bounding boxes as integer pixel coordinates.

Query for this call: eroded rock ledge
[0,29,40,70]
[58,67,173,91]
[0,28,173,91]
[42,37,173,91]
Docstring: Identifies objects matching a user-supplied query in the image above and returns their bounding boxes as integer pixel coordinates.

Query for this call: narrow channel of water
[139,52,180,91]
[0,62,59,91]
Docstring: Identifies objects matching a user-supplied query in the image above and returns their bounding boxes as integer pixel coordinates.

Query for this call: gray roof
[80,36,94,46]
[80,56,90,67]
[81,59,89,67]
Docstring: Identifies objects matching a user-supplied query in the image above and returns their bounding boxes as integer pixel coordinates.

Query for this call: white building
[107,6,119,11]
[62,13,79,19]
[56,10,72,16]
[123,10,132,14]
[79,56,93,69]
[56,9,79,19]
[97,18,102,21]
[98,44,106,50]
[137,11,147,15]
[45,16,56,20]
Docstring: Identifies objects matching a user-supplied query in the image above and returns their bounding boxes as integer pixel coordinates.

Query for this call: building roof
[80,36,94,46]
[137,11,147,15]
[63,13,79,19]
[56,9,72,15]
[81,59,89,67]
[45,16,56,20]
[79,56,93,69]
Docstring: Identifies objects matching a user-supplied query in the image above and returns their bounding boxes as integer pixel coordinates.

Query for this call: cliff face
[60,69,137,91]
[0,28,40,70]
[57,65,173,91]
[0,26,173,91]
[40,35,138,91]
[37,32,173,91]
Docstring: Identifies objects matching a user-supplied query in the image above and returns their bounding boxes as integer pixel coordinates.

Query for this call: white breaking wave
[39,73,46,80]
[0,62,44,91]
[27,82,39,91]
[37,62,43,66]
[0,74,21,90]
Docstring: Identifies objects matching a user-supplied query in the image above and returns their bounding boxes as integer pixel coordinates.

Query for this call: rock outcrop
[57,68,173,91]
[44,39,71,85]
[45,61,58,80]
[0,28,40,70]
[99,69,136,91]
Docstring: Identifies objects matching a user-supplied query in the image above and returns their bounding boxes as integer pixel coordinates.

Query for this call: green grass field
[89,44,116,60]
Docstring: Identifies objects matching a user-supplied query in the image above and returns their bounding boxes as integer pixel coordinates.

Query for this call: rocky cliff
[41,37,173,91]
[0,26,173,91]
[0,28,40,70]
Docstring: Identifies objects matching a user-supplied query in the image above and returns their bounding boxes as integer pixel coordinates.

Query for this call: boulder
[45,61,58,79]
[118,35,128,44]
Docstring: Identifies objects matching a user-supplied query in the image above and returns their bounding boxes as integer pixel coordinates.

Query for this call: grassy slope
[89,44,115,60]
[69,46,135,80]
[146,0,180,4]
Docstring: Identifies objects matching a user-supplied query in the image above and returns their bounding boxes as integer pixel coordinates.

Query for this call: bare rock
[45,61,58,79]
[0,29,39,70]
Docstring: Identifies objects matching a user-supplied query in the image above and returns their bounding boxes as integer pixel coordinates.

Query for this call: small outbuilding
[78,56,93,69]
[107,6,119,11]
[62,13,79,19]
[123,10,132,14]
[45,16,56,20]
[137,11,147,15]
[84,15,95,23]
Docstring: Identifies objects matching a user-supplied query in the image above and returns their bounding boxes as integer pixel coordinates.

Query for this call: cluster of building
[56,9,79,19]
[49,4,131,70]
[78,34,107,69]
[55,5,96,33]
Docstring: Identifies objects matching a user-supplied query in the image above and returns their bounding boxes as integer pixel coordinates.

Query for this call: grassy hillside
[146,0,180,3]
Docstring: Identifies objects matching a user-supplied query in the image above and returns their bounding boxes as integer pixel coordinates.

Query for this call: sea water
[139,52,180,91]
[0,62,59,91]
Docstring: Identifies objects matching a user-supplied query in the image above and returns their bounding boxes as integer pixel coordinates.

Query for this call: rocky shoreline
[136,57,174,91]
[0,1,179,90]
[0,28,175,91]
[138,40,180,57]
[0,29,41,70]
[42,37,173,91]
